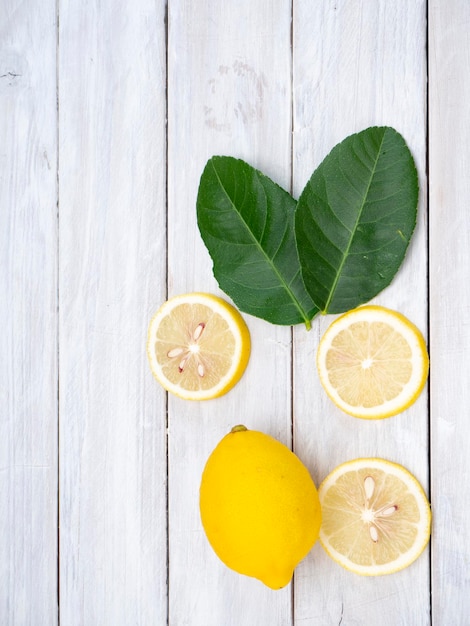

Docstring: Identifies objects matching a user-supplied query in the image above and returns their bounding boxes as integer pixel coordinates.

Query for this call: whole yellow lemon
[199,425,322,589]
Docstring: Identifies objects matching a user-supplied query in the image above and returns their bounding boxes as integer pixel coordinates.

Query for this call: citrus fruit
[318,458,431,576]
[316,305,429,419]
[199,425,322,589]
[147,293,251,400]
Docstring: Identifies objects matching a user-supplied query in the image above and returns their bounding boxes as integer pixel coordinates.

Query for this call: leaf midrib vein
[322,132,387,313]
[210,160,310,324]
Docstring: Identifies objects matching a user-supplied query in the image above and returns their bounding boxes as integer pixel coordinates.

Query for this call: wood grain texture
[292,2,430,624]
[429,1,470,622]
[0,1,58,624]
[4,1,470,623]
[58,1,168,623]
[167,1,294,624]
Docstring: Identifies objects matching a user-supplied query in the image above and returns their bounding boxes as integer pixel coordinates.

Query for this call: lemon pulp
[318,458,431,576]
[317,305,429,418]
[147,293,250,400]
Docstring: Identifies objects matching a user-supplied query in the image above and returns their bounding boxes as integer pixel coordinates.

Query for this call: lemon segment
[318,458,431,576]
[147,293,251,400]
[199,426,322,589]
[316,305,429,419]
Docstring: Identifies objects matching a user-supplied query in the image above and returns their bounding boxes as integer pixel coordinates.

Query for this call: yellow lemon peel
[199,426,322,589]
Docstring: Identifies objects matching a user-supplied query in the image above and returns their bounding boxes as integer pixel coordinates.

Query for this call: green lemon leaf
[295,127,418,313]
[196,157,318,327]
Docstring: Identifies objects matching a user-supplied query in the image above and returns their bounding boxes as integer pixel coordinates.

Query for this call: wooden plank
[58,1,168,623]
[0,1,58,624]
[292,2,429,624]
[166,1,294,624]
[429,0,470,621]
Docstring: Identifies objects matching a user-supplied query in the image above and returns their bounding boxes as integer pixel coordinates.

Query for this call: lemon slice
[147,293,251,400]
[318,458,431,576]
[316,305,429,419]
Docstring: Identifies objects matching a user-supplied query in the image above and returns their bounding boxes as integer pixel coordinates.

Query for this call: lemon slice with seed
[318,458,431,576]
[147,293,251,400]
[316,305,429,419]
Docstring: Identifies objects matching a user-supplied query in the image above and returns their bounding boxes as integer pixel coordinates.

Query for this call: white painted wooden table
[2,1,469,624]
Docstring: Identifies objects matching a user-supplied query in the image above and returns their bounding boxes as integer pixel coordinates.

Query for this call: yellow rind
[200,427,322,589]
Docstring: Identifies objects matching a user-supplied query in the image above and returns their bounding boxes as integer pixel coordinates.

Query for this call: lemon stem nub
[230,425,248,433]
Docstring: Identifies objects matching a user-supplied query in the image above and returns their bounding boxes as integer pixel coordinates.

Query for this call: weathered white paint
[4,0,470,623]
[429,0,470,622]
[0,1,59,624]
[58,0,168,624]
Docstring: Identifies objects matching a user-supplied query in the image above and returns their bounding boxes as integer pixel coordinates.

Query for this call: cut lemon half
[147,293,251,400]
[316,305,429,419]
[318,458,431,576]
